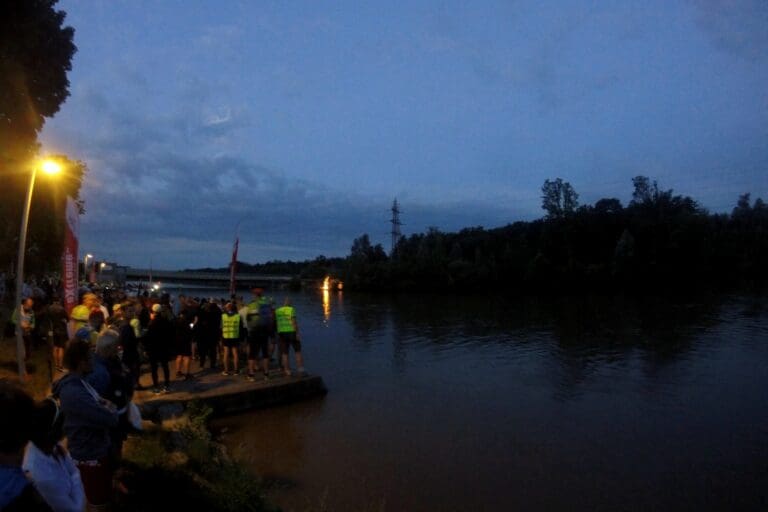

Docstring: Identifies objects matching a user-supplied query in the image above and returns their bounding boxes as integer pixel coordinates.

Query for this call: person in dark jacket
[86,330,134,463]
[145,304,173,393]
[0,382,52,511]
[196,300,221,370]
[52,339,118,510]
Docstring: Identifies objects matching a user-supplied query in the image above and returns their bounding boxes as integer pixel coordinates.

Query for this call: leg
[161,359,170,387]
[150,356,159,388]
[222,346,230,373]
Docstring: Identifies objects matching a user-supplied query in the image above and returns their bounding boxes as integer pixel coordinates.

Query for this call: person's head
[82,293,98,308]
[89,309,105,331]
[283,297,292,306]
[0,381,35,459]
[63,339,93,375]
[224,302,235,313]
[112,302,122,316]
[29,397,64,454]
[95,329,120,359]
[22,297,34,311]
[151,303,162,318]
[251,287,263,298]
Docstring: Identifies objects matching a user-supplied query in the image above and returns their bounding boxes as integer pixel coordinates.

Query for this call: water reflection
[321,288,330,322]
[217,292,768,511]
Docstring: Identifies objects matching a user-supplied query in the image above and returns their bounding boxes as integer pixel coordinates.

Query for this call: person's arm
[60,382,119,428]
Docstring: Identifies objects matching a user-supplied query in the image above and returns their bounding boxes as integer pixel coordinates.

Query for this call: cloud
[690,0,768,61]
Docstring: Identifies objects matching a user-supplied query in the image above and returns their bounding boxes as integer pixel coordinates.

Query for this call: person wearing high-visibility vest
[275,297,305,377]
[220,302,244,376]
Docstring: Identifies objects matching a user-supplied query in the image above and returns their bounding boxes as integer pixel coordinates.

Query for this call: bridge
[123,267,295,288]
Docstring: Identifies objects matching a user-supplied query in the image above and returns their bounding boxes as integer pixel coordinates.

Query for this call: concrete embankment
[134,369,327,421]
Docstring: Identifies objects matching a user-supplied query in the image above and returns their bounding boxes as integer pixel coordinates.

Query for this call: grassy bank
[117,401,279,512]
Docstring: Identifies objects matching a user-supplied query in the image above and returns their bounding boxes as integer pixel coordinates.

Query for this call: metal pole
[14,167,37,380]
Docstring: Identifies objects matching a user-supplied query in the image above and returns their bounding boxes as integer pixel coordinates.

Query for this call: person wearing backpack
[244,288,275,381]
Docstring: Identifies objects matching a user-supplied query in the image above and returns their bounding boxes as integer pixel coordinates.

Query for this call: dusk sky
[40,1,768,270]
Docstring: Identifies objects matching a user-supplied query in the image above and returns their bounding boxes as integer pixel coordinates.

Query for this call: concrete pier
[134,368,327,421]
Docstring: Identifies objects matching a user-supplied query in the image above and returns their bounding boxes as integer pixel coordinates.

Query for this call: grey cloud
[690,0,768,61]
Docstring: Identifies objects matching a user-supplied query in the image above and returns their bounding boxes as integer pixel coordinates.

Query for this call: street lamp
[14,158,61,379]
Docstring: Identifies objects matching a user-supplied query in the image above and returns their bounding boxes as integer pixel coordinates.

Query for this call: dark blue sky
[41,1,768,269]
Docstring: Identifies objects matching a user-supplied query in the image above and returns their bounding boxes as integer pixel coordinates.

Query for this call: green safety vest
[221,312,241,339]
[275,306,295,333]
[246,297,274,329]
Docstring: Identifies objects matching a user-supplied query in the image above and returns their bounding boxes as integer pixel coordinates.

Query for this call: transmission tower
[390,198,403,255]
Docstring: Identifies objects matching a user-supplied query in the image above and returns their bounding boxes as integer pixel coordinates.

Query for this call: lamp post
[84,253,93,276]
[14,158,61,379]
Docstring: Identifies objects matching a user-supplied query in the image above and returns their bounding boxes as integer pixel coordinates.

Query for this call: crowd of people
[1,283,307,511]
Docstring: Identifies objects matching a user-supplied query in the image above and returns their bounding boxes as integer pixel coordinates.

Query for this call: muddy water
[208,291,768,511]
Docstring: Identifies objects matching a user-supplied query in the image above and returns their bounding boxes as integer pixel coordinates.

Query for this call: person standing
[11,297,35,361]
[174,298,194,380]
[220,302,243,376]
[275,297,305,377]
[245,288,274,381]
[197,300,221,370]
[23,398,86,512]
[41,297,69,373]
[0,382,52,511]
[53,340,119,511]
[68,293,97,338]
[145,304,173,393]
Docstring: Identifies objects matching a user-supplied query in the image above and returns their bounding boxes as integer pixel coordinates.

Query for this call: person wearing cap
[68,293,97,339]
[144,303,173,393]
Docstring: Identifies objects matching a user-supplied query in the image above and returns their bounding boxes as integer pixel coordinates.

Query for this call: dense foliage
[0,0,81,274]
[341,178,768,293]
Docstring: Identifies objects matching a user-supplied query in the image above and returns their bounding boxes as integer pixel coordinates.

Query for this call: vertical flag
[61,197,79,314]
[229,236,239,297]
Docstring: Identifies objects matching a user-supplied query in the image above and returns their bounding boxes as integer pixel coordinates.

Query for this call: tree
[631,176,657,205]
[541,178,579,219]
[1,0,77,272]
[1,0,76,163]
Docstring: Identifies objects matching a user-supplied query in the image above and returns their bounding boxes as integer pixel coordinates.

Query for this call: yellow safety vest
[221,313,240,339]
[275,306,295,333]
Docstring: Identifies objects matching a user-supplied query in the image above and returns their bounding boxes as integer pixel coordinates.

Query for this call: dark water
[204,290,768,511]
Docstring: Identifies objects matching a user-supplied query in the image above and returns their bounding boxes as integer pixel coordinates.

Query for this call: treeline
[342,177,768,293]
[190,256,346,280]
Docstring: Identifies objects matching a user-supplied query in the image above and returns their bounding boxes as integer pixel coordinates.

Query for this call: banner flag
[61,197,79,314]
[229,236,239,297]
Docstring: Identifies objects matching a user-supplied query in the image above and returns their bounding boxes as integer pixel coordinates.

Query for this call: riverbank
[0,304,283,512]
[116,402,279,512]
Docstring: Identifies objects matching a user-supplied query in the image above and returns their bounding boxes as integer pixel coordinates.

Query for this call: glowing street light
[14,158,62,379]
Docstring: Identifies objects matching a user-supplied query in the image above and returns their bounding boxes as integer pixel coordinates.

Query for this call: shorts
[222,338,239,349]
[278,332,301,354]
[52,332,68,348]
[247,325,270,360]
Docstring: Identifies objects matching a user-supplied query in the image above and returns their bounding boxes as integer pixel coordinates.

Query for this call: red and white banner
[229,236,239,297]
[61,197,79,314]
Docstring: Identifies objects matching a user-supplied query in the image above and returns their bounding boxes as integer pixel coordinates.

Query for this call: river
[177,288,767,511]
